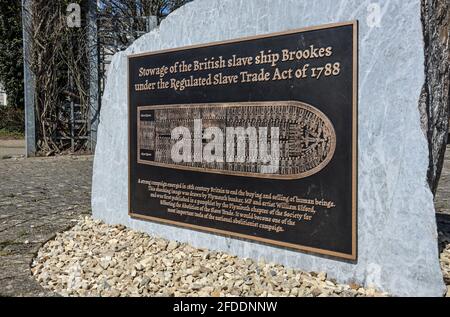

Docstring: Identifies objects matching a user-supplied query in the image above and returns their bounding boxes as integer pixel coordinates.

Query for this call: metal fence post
[22,0,36,157]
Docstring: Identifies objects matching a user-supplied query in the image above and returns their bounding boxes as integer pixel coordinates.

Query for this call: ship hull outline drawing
[137,101,336,180]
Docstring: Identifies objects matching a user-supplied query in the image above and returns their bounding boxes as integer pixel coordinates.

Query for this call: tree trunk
[419,0,450,195]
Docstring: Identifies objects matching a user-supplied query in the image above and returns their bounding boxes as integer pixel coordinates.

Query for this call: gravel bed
[30,217,405,297]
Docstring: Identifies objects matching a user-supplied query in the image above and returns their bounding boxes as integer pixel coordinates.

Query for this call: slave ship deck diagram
[137,101,336,179]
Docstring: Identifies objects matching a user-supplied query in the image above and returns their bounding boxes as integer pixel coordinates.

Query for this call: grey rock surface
[92,0,446,296]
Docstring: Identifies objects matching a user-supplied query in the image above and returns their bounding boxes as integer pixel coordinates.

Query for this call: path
[0,156,92,296]
[0,139,25,159]
[435,145,450,215]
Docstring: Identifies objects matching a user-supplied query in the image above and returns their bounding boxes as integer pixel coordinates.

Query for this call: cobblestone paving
[0,156,92,296]
[436,146,450,290]
[435,145,450,215]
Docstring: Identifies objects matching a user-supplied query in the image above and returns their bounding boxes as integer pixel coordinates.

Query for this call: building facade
[0,83,7,106]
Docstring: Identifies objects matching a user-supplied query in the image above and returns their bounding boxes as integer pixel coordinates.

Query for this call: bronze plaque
[128,21,358,260]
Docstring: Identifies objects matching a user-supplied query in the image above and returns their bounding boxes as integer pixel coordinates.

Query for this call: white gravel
[31,216,395,297]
